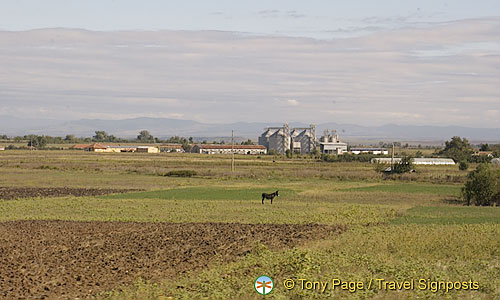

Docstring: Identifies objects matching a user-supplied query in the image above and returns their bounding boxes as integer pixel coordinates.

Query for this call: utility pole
[391,143,395,172]
[231,130,235,172]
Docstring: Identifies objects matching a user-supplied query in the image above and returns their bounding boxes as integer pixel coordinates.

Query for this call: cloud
[256,9,306,19]
[73,112,185,120]
[486,110,500,117]
[286,11,306,19]
[257,9,280,18]
[1,17,500,127]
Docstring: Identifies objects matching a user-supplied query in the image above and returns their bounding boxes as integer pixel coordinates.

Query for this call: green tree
[241,139,254,145]
[64,134,76,143]
[459,161,469,171]
[93,131,108,142]
[182,143,192,152]
[462,164,500,206]
[479,144,490,151]
[27,135,48,149]
[439,136,473,162]
[267,149,277,155]
[393,155,413,174]
[93,131,117,142]
[137,130,154,142]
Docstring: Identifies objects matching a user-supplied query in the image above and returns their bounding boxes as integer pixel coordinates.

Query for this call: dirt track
[0,187,141,200]
[0,220,345,300]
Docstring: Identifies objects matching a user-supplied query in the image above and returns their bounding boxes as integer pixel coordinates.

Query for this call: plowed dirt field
[0,187,141,200]
[0,220,345,299]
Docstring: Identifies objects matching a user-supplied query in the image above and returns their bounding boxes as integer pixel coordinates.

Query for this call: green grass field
[0,150,499,299]
[344,183,461,196]
[392,206,500,224]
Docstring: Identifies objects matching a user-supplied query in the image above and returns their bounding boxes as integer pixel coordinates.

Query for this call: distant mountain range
[1,116,499,143]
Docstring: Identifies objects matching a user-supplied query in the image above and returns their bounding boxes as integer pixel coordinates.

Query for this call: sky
[1,1,500,127]
[1,1,499,38]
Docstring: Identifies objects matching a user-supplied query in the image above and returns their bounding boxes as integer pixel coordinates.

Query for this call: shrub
[393,156,413,174]
[374,162,386,173]
[459,161,469,171]
[36,165,58,170]
[462,163,500,206]
[163,170,197,177]
[267,149,277,156]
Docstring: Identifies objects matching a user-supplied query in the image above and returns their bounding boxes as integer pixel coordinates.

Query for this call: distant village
[1,123,499,166]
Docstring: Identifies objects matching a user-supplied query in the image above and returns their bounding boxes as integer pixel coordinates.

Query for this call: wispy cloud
[256,9,306,19]
[1,17,499,127]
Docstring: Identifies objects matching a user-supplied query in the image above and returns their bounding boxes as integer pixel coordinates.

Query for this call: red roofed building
[84,143,108,152]
[69,144,92,150]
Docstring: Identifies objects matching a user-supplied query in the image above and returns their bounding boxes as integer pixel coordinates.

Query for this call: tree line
[0,130,255,149]
[437,136,500,164]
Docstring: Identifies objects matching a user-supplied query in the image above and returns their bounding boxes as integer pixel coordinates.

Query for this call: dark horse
[262,190,279,204]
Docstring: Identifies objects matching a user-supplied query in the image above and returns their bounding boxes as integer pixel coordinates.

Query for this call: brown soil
[0,187,141,200]
[0,220,345,300]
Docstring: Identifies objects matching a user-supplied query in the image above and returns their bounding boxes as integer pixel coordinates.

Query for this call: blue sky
[0,1,499,128]
[2,0,499,38]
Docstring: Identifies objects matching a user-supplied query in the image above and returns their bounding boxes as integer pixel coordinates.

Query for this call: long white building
[191,144,267,155]
[371,158,456,165]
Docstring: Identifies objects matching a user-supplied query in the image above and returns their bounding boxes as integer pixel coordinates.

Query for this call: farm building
[106,145,137,152]
[159,144,184,153]
[69,144,92,150]
[191,144,267,155]
[351,148,389,155]
[85,143,108,152]
[319,130,347,154]
[473,151,493,157]
[258,123,316,154]
[136,146,160,153]
[79,144,159,153]
[371,158,456,165]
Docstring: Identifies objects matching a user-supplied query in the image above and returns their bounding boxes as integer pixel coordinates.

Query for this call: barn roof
[159,144,183,148]
[87,143,107,149]
[70,144,92,149]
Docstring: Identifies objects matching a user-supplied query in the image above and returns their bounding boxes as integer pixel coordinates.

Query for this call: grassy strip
[343,183,461,196]
[0,196,398,225]
[102,187,295,201]
[392,206,500,224]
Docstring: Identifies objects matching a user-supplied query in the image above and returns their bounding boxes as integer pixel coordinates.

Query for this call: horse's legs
[271,196,273,204]
[262,196,264,204]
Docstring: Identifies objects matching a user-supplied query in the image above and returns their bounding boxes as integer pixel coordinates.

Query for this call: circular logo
[254,275,274,295]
